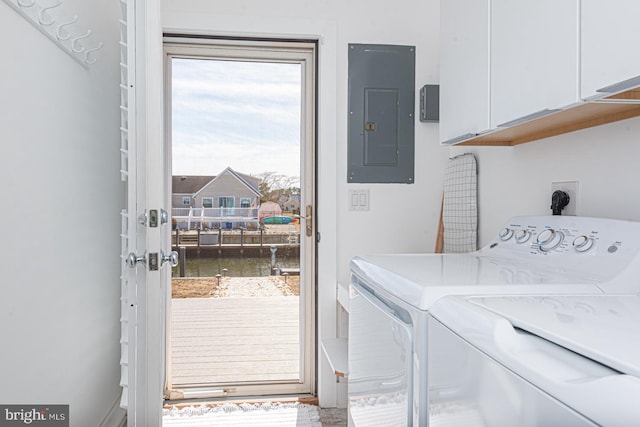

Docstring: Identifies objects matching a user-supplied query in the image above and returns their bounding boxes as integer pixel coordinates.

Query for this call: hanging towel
[442,153,478,253]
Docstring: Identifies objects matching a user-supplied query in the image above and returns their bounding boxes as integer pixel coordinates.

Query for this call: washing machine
[348,215,640,426]
[427,294,640,426]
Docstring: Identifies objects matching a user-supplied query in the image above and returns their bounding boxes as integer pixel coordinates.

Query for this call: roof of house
[172,175,216,194]
[227,168,261,195]
[172,168,262,196]
[194,167,262,198]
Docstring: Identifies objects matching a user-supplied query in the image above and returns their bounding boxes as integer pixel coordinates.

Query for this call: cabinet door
[581,0,640,99]
[491,0,579,128]
[440,0,490,144]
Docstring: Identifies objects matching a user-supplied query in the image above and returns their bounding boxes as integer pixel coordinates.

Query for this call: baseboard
[99,395,127,427]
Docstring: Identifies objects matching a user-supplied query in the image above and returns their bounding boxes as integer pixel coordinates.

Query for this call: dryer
[348,215,640,426]
[428,294,640,426]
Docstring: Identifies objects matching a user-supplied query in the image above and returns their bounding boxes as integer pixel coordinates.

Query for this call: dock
[172,227,300,256]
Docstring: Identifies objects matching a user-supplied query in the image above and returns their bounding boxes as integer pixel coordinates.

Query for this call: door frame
[162,37,318,399]
[128,7,340,421]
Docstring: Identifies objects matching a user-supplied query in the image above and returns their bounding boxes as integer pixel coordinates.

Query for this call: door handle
[126,251,146,268]
[304,205,313,237]
[161,250,179,268]
[160,209,169,225]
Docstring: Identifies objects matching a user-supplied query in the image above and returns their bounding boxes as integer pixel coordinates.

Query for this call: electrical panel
[347,44,415,184]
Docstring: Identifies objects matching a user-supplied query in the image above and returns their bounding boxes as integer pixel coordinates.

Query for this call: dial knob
[537,229,564,252]
[572,235,594,253]
[499,228,514,241]
[514,229,531,244]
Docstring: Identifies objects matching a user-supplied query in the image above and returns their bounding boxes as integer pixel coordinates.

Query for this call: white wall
[450,117,640,246]
[162,0,448,407]
[0,0,123,425]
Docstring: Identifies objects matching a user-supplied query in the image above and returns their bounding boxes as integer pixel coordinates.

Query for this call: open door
[119,0,167,425]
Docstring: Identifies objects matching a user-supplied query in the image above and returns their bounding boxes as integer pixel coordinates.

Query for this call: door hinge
[316,231,321,243]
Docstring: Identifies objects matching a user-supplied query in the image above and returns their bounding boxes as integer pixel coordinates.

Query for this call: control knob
[572,235,594,253]
[537,229,564,252]
[499,228,514,241]
[514,229,531,244]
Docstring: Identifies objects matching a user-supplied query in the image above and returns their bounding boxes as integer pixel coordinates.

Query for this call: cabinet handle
[497,109,560,128]
[596,75,640,94]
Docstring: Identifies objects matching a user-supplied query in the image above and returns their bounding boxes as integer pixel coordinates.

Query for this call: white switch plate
[551,180,579,216]
[348,189,370,211]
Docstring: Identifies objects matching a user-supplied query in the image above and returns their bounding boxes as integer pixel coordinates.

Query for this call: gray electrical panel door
[348,44,415,183]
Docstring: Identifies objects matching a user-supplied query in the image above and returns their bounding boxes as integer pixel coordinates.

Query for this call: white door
[120,3,317,422]
[439,0,491,144]
[490,0,579,127]
[120,0,166,425]
[581,0,640,99]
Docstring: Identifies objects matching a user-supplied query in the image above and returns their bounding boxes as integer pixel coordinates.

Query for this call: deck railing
[172,207,260,230]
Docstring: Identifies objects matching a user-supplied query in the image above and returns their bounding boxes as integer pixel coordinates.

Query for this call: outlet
[551,181,579,216]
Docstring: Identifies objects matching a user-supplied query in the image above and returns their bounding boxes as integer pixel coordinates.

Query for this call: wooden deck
[170,296,300,386]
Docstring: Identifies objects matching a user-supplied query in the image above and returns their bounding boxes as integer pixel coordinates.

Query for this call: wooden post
[435,195,444,254]
[179,246,186,277]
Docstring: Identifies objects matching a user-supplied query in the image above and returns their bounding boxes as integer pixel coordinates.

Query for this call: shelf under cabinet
[455,88,640,146]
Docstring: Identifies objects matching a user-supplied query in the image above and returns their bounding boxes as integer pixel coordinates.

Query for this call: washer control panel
[486,216,640,259]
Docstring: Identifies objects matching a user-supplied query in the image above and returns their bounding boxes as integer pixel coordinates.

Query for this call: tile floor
[319,408,347,426]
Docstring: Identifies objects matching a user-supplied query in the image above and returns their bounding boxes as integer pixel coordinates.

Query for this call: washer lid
[468,294,640,378]
[351,254,601,310]
[429,294,640,427]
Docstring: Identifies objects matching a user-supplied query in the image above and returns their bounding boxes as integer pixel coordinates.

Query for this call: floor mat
[163,402,322,426]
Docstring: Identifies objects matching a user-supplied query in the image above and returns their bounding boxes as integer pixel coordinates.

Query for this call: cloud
[170,58,302,178]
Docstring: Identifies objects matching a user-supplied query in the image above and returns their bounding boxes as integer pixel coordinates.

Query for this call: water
[172,255,300,278]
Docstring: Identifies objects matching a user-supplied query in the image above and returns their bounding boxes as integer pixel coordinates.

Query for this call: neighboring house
[172,167,261,210]
[283,197,301,213]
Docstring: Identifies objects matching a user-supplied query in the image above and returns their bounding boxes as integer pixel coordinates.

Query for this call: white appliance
[428,294,640,426]
[348,215,640,426]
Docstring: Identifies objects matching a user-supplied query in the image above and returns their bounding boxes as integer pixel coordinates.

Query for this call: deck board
[170,296,300,386]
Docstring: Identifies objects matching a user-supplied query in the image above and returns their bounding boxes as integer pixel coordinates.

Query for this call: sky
[171,58,302,179]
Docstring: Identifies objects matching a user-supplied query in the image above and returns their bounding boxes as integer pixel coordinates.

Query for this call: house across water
[172,167,262,229]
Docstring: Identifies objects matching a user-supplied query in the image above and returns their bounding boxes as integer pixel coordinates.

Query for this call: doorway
[163,38,317,399]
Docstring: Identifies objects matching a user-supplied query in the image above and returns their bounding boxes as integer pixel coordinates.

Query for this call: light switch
[348,189,370,211]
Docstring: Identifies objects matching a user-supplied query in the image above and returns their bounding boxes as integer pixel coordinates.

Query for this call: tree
[257,171,300,204]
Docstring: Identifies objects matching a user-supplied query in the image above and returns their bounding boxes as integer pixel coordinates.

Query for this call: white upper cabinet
[581,0,640,99]
[439,0,490,144]
[440,0,640,146]
[490,0,580,128]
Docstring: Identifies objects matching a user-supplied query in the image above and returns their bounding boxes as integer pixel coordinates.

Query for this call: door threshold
[164,394,318,409]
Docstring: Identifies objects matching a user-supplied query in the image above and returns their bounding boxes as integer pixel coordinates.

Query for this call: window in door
[164,38,317,400]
